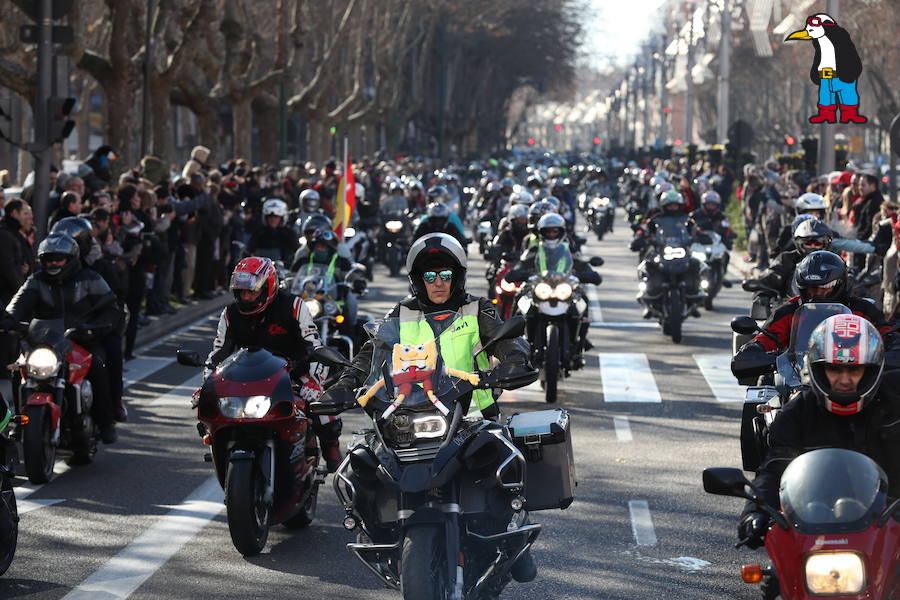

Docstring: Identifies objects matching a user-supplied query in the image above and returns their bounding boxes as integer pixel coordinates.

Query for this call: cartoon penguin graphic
[786,13,866,124]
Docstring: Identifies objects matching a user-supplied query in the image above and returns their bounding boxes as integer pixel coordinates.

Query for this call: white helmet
[795,193,826,213]
[262,198,288,219]
[509,190,534,206]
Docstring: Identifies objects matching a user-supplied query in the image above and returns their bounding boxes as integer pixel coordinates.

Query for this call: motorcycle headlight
[26,347,59,379]
[700,279,710,289]
[344,227,356,238]
[218,396,272,419]
[412,415,448,439]
[324,301,340,316]
[597,197,610,206]
[306,299,322,318]
[385,220,403,232]
[554,282,573,300]
[534,282,553,300]
[663,246,686,260]
[692,250,708,262]
[805,552,865,595]
[500,279,518,292]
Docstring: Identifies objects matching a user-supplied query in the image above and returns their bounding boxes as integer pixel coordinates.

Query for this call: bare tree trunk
[104,80,137,169]
[232,97,253,161]
[254,95,278,165]
[150,86,175,162]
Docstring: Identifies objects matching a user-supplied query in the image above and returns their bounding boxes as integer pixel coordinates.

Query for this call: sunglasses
[423,270,454,283]
[806,16,834,27]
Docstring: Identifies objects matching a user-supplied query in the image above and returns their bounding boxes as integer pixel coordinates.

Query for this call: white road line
[17,498,65,515]
[62,475,224,600]
[150,373,202,407]
[613,416,633,441]
[591,322,659,329]
[14,462,71,500]
[628,500,658,547]
[123,356,175,389]
[585,284,603,323]
[694,353,744,403]
[598,354,662,403]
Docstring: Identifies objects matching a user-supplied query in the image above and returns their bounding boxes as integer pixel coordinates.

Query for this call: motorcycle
[343,226,375,282]
[475,217,495,257]
[703,448,900,599]
[379,213,412,277]
[0,390,19,576]
[690,230,731,310]
[730,303,852,472]
[291,260,366,360]
[175,346,327,556]
[636,217,709,344]
[506,245,599,403]
[12,319,99,483]
[585,197,613,241]
[493,257,523,320]
[309,314,575,600]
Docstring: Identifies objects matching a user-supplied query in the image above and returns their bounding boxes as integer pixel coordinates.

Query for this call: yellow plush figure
[357,340,480,419]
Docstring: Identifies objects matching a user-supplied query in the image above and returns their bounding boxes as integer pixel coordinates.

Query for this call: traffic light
[555,124,563,132]
[785,135,796,147]
[801,137,818,172]
[593,137,601,145]
[46,96,75,144]
[527,138,535,146]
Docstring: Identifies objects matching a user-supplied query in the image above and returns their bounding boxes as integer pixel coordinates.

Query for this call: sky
[583,0,669,72]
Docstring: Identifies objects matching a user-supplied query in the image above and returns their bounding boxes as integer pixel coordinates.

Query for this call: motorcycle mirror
[176,349,204,368]
[702,467,756,500]
[741,279,763,292]
[589,256,604,267]
[310,346,353,369]
[731,316,760,335]
[308,400,354,416]
[482,315,526,355]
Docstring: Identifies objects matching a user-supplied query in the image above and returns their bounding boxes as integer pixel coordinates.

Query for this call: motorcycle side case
[506,409,575,510]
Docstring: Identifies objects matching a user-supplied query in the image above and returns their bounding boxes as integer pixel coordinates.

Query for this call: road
[1,211,768,600]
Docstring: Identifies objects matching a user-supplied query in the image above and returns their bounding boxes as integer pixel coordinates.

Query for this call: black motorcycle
[636,217,709,344]
[379,213,412,277]
[0,392,18,576]
[311,314,575,600]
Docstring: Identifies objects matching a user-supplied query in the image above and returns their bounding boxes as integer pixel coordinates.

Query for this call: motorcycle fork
[259,440,276,505]
[442,485,464,600]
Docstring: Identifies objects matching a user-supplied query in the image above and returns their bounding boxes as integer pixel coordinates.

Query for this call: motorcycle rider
[247,198,299,263]
[738,314,900,548]
[319,232,537,581]
[413,201,468,247]
[207,257,342,472]
[733,252,895,364]
[2,232,120,448]
[753,218,833,304]
[292,189,324,233]
[630,190,699,254]
[484,204,530,296]
[51,216,129,423]
[770,192,827,258]
[690,191,735,250]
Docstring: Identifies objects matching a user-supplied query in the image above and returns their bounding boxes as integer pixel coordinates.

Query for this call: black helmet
[529,200,554,228]
[38,232,80,282]
[299,189,321,212]
[308,227,339,252]
[51,216,94,257]
[795,251,848,304]
[427,186,449,203]
[406,233,467,304]
[793,218,833,255]
[301,213,332,238]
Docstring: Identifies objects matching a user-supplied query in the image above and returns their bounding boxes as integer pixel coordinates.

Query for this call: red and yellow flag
[334,145,356,240]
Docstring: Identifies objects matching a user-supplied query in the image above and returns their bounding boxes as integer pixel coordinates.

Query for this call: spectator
[0,199,33,391]
[49,191,83,228]
[850,172,883,269]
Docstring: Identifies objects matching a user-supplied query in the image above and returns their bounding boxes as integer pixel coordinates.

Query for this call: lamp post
[684,2,696,145]
[818,0,839,174]
[716,0,731,144]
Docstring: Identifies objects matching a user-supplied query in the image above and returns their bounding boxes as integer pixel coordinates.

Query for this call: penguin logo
[785,13,867,125]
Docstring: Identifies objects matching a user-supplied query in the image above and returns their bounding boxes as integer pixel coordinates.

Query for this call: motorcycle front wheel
[0,476,17,575]
[225,459,270,556]
[667,293,683,344]
[544,323,560,403]
[23,405,55,484]
[400,524,448,600]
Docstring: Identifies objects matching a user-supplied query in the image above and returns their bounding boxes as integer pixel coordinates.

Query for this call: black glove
[738,512,769,549]
[319,386,357,407]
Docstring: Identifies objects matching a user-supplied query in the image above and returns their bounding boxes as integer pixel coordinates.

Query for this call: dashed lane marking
[628,500,658,547]
[693,353,744,403]
[598,354,661,403]
[613,416,633,441]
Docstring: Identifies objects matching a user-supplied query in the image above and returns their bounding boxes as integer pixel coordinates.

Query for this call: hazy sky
[584,0,669,71]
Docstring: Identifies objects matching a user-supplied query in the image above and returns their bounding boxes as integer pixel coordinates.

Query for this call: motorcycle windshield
[361,313,477,418]
[654,216,693,249]
[292,262,337,297]
[26,318,70,356]
[215,347,288,383]
[537,244,574,276]
[780,448,888,534]
[788,303,852,358]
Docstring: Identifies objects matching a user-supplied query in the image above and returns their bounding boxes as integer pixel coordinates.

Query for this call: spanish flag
[333,145,356,240]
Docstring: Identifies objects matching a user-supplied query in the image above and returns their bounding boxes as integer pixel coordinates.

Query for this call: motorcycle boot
[314,417,344,473]
[510,548,537,583]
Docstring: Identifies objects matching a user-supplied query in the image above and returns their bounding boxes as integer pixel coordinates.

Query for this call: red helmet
[230,257,278,315]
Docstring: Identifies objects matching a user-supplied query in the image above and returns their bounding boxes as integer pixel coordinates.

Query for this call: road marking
[591,322,659,328]
[613,416,633,441]
[150,373,202,407]
[13,461,70,514]
[62,475,224,600]
[598,354,661,403]
[628,500,657,547]
[585,284,603,323]
[694,353,743,403]
[18,498,65,515]
[123,356,174,389]
[499,379,546,403]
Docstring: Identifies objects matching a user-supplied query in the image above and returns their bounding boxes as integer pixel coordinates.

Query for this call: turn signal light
[742,564,763,583]
[14,414,30,425]
[491,298,499,304]
[202,434,212,445]
[335,315,345,324]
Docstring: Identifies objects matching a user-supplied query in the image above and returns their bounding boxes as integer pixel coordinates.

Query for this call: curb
[135,295,230,350]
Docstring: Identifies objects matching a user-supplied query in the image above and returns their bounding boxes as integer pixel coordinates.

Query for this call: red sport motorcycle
[704,448,900,599]
[11,318,99,482]
[176,346,328,556]
[494,260,523,320]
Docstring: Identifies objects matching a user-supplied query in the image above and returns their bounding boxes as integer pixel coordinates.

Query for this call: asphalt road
[0,211,769,600]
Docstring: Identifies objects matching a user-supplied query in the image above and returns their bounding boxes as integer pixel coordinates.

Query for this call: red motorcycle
[704,448,900,599]
[11,318,98,482]
[494,260,523,320]
[177,346,328,556]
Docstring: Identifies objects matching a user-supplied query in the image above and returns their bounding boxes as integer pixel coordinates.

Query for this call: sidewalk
[134,294,230,350]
